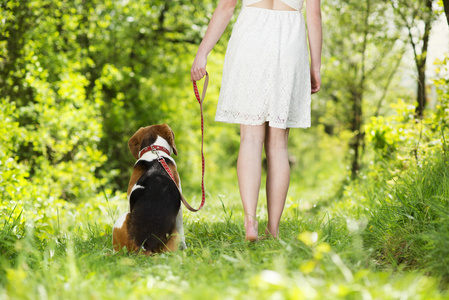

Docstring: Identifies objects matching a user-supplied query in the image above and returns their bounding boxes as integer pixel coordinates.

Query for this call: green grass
[1,183,448,299]
[2,144,449,299]
[363,149,449,278]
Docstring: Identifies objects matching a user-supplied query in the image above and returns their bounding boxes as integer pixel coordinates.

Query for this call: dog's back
[127,160,181,252]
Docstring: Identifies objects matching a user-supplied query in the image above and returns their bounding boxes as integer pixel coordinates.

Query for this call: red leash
[150,73,209,212]
[190,72,209,212]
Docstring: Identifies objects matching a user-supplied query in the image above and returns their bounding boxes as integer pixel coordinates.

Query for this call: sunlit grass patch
[1,151,449,299]
[0,208,447,299]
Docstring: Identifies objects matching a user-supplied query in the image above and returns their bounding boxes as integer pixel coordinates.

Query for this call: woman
[191,0,322,241]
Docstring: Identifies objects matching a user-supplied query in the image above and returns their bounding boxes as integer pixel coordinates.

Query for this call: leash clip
[150,145,160,158]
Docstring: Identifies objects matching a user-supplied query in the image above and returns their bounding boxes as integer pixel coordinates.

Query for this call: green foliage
[433,55,449,132]
[361,55,449,277]
[326,57,449,281]
[320,0,403,120]
[317,0,407,177]
[1,0,229,194]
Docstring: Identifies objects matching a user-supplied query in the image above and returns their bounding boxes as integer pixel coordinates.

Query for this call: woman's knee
[265,127,289,156]
[240,124,266,147]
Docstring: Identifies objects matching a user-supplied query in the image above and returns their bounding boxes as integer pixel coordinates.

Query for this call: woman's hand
[306,0,322,95]
[190,0,237,81]
[191,53,208,81]
[311,69,321,94]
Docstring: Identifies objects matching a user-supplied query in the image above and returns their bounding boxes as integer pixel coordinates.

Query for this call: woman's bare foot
[264,227,279,239]
[244,218,259,242]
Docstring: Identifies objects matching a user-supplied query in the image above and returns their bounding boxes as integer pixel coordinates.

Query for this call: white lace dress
[215,0,311,129]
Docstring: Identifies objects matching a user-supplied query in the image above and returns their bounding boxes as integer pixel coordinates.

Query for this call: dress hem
[215,117,311,129]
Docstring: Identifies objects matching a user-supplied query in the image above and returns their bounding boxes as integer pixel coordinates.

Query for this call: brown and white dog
[112,124,186,255]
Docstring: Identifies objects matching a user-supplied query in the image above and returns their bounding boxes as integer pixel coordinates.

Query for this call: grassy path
[1,186,447,299]
[2,148,449,299]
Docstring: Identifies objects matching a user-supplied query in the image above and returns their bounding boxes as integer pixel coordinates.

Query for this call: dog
[112,124,186,255]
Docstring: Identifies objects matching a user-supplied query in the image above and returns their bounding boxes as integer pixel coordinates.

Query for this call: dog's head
[128,124,178,159]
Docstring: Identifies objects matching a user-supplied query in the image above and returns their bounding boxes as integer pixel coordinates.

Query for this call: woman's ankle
[264,227,279,238]
[244,217,259,242]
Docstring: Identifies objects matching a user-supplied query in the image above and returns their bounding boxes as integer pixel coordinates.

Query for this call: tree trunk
[443,0,449,27]
[415,61,427,118]
[349,0,370,179]
[350,89,363,179]
[414,0,433,118]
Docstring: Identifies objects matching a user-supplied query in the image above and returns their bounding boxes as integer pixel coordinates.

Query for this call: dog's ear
[164,124,178,156]
[128,127,145,159]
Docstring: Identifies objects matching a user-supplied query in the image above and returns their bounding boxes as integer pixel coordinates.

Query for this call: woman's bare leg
[237,124,266,241]
[264,124,290,238]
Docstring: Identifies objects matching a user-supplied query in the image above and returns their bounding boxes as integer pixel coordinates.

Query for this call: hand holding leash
[191,53,208,82]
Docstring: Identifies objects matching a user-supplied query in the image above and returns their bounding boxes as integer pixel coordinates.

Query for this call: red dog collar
[139,145,170,158]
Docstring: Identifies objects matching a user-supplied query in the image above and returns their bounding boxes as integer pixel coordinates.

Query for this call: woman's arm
[306,0,322,94]
[191,0,238,81]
